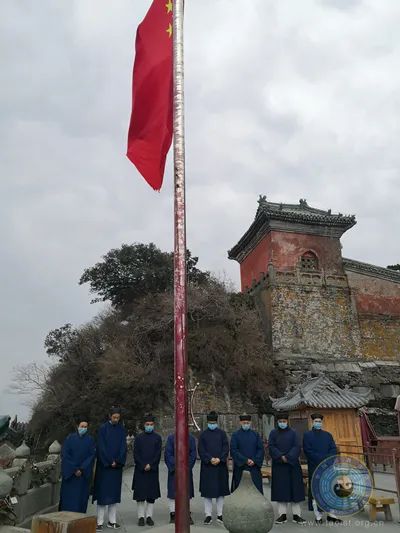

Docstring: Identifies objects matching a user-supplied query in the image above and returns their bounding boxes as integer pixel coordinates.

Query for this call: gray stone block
[13,484,53,524]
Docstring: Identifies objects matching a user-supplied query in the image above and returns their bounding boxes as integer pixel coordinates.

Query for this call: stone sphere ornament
[223,471,275,533]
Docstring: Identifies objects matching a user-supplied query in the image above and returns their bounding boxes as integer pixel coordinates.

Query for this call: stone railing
[0,440,61,528]
[0,435,135,528]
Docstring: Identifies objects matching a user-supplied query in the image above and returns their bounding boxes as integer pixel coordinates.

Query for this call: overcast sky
[1,0,399,418]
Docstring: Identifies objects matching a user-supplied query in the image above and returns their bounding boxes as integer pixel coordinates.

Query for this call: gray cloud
[1,0,399,417]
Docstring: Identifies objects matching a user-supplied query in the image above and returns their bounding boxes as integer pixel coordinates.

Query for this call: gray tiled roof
[343,258,400,284]
[271,375,370,411]
[256,197,356,228]
[228,196,356,262]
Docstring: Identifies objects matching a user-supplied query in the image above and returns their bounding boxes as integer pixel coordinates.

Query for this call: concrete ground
[87,465,400,532]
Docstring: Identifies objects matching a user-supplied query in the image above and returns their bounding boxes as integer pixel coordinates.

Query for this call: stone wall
[252,266,362,360]
[358,315,400,360]
[270,283,360,359]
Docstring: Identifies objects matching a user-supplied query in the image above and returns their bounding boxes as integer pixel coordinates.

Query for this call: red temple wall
[346,271,400,317]
[269,231,343,275]
[240,234,272,290]
[240,230,344,289]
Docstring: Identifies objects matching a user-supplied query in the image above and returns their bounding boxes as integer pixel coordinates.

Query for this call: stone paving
[87,466,400,532]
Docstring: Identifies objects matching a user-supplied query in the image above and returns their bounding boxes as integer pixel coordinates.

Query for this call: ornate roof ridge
[343,257,400,284]
[257,195,355,222]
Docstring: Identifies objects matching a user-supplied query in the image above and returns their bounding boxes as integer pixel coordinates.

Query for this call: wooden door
[319,409,363,461]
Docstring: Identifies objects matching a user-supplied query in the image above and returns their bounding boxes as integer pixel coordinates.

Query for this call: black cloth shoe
[316,518,324,525]
[146,517,155,526]
[327,515,342,523]
[138,517,145,526]
[204,516,212,525]
[170,512,175,524]
[293,515,306,525]
[107,524,121,530]
[217,515,223,524]
[96,526,103,532]
[275,514,287,524]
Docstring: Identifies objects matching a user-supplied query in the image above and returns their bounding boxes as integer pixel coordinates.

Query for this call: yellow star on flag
[166,23,172,38]
[165,1,173,14]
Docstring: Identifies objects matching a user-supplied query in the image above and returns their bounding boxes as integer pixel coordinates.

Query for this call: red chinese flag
[127,0,173,191]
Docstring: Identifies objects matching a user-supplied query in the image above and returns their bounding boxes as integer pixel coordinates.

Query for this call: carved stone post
[47,441,62,463]
[11,441,32,496]
[47,441,61,506]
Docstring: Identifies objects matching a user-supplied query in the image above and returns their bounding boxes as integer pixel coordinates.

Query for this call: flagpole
[173,1,190,532]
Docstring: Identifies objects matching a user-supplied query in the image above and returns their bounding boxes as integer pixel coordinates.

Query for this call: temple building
[271,375,369,453]
[228,196,400,407]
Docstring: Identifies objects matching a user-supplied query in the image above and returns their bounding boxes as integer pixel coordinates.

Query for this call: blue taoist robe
[59,432,96,513]
[132,431,162,501]
[268,427,305,503]
[164,433,197,499]
[198,428,230,498]
[230,429,265,494]
[303,429,337,510]
[93,422,127,506]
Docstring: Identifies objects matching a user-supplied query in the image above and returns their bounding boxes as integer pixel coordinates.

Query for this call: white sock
[312,499,322,520]
[216,496,224,516]
[146,502,154,518]
[278,502,288,516]
[291,503,301,517]
[137,502,145,519]
[108,504,117,524]
[97,505,106,526]
[168,499,176,513]
[204,497,213,517]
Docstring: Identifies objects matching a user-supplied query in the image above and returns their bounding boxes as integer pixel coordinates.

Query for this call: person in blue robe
[93,407,127,531]
[268,412,305,525]
[303,412,341,524]
[132,414,162,527]
[164,432,197,524]
[230,413,265,497]
[198,411,230,526]
[59,416,96,514]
